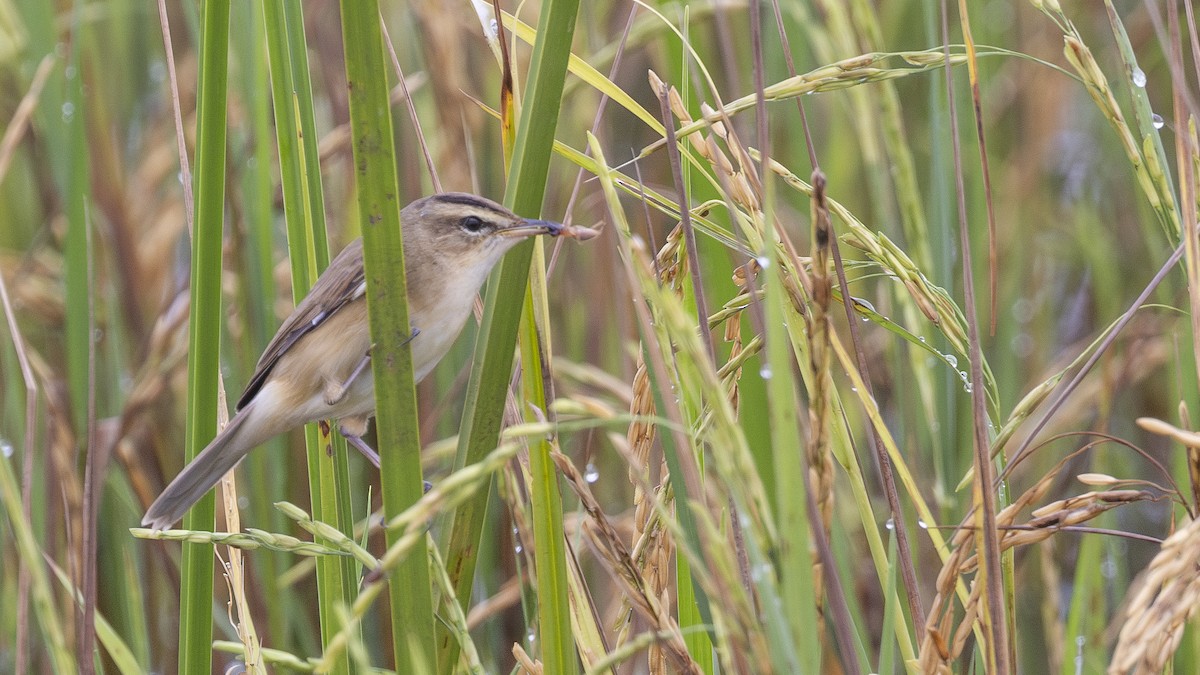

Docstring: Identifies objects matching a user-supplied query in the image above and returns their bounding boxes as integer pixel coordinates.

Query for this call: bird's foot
[341,431,381,468]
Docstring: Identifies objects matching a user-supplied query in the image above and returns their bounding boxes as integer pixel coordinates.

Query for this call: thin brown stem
[941,0,1010,670]
[381,17,442,193]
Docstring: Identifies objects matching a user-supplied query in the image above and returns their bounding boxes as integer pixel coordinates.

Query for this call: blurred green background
[2,0,1199,672]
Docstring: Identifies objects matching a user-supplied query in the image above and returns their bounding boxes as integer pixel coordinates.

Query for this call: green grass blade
[177,0,231,671]
[234,0,291,650]
[338,0,434,669]
[519,286,576,673]
[0,453,75,672]
[438,0,579,670]
[261,0,359,667]
[760,212,821,671]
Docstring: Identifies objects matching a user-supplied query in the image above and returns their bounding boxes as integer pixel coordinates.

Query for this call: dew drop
[918,336,926,343]
[514,543,523,554]
[1152,113,1164,129]
[759,365,773,380]
[1011,333,1034,358]
[584,462,600,483]
[1101,557,1117,579]
[945,354,958,368]
[756,255,771,269]
[1011,297,1034,322]
[885,517,895,530]
[61,101,75,120]
[0,439,12,458]
[918,520,928,529]
[527,630,536,643]
[751,562,772,582]
[1132,67,1147,87]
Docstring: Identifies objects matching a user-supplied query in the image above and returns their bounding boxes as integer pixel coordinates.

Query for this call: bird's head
[402,192,564,274]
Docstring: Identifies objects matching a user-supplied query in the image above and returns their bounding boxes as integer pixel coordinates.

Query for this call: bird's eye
[460,215,485,233]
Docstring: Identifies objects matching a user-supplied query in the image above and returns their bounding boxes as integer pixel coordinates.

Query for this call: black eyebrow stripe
[433,193,498,210]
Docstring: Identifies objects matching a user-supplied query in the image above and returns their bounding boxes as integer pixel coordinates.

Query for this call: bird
[142,192,594,530]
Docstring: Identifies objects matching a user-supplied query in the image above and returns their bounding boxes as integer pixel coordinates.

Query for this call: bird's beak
[497,219,565,238]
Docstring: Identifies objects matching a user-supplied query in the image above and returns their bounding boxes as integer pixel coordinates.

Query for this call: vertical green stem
[338,0,433,669]
[261,0,358,667]
[437,0,579,667]
[519,282,576,674]
[177,0,230,672]
[233,0,291,649]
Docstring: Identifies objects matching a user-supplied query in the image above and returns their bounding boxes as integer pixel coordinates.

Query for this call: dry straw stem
[1110,516,1200,674]
[219,470,261,673]
[212,641,322,671]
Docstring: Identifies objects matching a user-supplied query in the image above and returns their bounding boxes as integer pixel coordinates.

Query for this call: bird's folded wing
[236,238,368,411]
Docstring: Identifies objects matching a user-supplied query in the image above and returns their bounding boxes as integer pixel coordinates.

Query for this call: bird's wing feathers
[236,239,367,411]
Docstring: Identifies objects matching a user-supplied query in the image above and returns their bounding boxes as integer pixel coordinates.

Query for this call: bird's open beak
[498,219,565,238]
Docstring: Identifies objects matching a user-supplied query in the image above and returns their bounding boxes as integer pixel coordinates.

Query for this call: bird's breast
[409,281,478,383]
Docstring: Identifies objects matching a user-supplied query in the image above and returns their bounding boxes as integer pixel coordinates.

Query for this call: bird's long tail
[142,400,274,530]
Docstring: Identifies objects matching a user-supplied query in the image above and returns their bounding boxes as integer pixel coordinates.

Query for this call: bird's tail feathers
[141,402,274,530]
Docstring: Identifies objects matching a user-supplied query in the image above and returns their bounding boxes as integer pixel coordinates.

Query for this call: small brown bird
[143,193,594,530]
